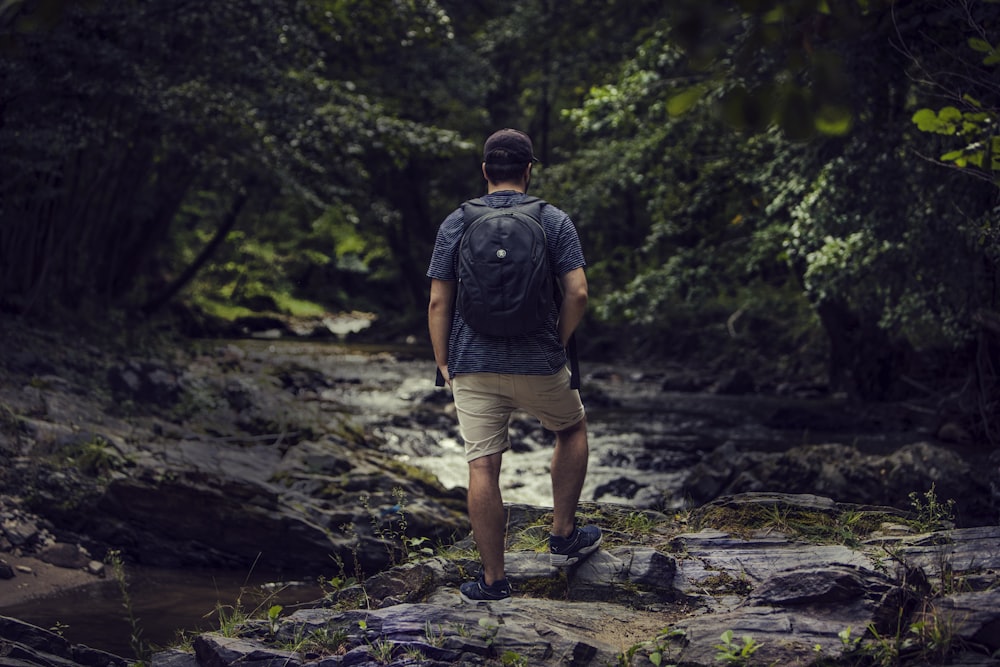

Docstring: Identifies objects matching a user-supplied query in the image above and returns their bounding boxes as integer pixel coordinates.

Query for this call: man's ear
[482,162,489,182]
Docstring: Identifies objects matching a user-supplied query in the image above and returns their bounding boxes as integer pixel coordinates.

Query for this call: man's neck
[486,182,525,194]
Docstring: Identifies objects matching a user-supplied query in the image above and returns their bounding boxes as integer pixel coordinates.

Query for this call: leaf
[666,86,704,116]
[815,105,853,136]
[939,106,963,123]
[968,37,994,53]
[911,108,940,132]
[962,94,984,108]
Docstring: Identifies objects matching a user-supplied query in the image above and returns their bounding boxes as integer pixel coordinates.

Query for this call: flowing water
[0,339,949,656]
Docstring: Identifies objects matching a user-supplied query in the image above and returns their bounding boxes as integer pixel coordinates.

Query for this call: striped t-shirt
[427,190,586,377]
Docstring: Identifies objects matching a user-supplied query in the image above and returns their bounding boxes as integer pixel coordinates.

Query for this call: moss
[59,436,129,477]
[0,403,23,435]
[508,525,549,553]
[699,571,754,596]
[693,502,897,545]
[385,459,442,489]
[273,294,327,318]
[517,574,568,599]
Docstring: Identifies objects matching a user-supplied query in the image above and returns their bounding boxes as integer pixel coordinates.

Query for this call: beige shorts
[451,367,586,462]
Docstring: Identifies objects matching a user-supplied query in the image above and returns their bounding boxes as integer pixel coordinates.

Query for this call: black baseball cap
[483,128,540,165]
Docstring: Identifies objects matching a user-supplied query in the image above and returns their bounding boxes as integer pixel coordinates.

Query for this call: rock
[710,368,756,395]
[194,634,302,667]
[37,435,466,573]
[919,589,1000,652]
[0,558,14,579]
[106,359,181,405]
[0,616,129,667]
[5,493,1000,666]
[2,516,39,547]
[38,542,91,569]
[680,441,994,523]
[128,497,996,665]
[660,370,709,392]
[152,649,201,667]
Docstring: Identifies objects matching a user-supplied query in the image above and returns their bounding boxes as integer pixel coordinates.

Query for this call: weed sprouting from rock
[908,483,956,531]
[105,549,150,663]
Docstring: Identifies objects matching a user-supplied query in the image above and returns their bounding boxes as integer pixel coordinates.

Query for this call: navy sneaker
[459,573,512,604]
[550,523,602,567]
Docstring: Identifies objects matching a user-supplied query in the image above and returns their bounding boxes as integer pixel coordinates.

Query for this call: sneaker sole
[550,536,602,567]
[459,591,513,605]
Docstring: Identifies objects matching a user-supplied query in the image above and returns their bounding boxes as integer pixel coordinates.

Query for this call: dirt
[0,554,103,607]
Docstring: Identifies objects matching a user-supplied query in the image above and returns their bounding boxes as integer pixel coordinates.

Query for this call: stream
[0,339,956,657]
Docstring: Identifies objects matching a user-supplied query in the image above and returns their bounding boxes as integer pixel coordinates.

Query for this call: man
[426,128,601,603]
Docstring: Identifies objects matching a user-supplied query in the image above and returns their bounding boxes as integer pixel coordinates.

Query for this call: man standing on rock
[427,128,601,603]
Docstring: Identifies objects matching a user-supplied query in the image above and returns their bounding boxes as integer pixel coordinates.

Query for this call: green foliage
[553,0,1000,408]
[500,650,529,666]
[4,0,1000,440]
[63,436,129,477]
[713,630,761,666]
[908,483,956,531]
[0,0,468,317]
[477,616,505,656]
[266,605,283,637]
[360,486,434,567]
[277,624,350,657]
[911,26,1000,176]
[645,627,686,666]
[694,501,891,546]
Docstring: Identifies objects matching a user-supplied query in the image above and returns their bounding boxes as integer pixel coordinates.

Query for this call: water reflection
[0,566,323,657]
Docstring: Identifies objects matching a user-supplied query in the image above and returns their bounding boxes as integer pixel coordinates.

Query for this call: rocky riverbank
[2,319,1000,665]
[6,493,1000,666]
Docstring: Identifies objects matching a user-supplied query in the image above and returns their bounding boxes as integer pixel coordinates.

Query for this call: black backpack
[436,196,581,390]
[456,196,553,337]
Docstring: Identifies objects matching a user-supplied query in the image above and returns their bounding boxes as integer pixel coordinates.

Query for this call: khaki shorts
[451,367,586,462]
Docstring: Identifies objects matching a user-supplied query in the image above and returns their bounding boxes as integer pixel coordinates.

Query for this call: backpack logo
[456,197,553,337]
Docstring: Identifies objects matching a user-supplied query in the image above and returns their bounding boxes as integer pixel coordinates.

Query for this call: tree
[0,0,467,318]
[557,0,1000,419]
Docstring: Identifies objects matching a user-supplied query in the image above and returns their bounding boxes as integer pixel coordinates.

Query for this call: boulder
[0,616,129,667]
[38,542,91,569]
[680,441,995,523]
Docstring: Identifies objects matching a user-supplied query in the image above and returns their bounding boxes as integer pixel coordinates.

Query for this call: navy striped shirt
[427,190,586,377]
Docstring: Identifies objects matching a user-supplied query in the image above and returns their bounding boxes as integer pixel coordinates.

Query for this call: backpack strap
[567,333,580,391]
[461,196,544,229]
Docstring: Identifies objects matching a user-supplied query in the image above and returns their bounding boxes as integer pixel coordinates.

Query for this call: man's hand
[428,279,456,383]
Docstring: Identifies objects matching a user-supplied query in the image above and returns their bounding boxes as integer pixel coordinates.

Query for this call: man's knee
[468,451,503,476]
[556,416,587,439]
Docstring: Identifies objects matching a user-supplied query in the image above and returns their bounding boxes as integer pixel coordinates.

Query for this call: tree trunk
[140,178,255,315]
[815,298,908,400]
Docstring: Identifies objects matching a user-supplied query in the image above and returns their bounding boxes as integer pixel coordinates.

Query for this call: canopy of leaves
[2,0,999,435]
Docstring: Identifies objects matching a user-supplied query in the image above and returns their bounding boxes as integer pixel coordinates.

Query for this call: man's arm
[557,267,588,347]
[428,278,456,383]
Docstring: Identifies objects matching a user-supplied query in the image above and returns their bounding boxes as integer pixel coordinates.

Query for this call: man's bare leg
[550,417,588,538]
[467,451,506,584]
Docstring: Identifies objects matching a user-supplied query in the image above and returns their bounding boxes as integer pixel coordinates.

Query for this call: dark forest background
[2,0,999,440]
